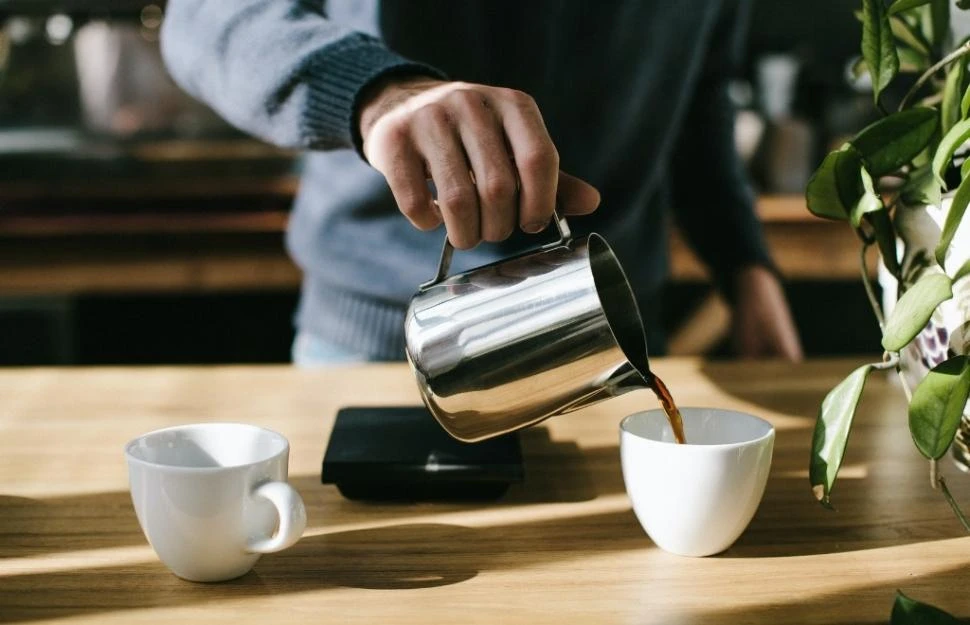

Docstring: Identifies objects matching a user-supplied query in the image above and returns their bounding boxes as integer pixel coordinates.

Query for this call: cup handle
[419,209,572,291]
[246,481,307,554]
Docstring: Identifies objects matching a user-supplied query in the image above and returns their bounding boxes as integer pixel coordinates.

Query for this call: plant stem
[858,234,919,400]
[859,241,886,330]
[896,367,914,403]
[899,40,970,111]
[858,241,914,398]
[873,352,900,370]
[938,474,970,534]
[854,223,876,245]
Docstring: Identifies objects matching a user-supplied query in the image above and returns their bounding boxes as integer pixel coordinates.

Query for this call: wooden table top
[0,358,967,624]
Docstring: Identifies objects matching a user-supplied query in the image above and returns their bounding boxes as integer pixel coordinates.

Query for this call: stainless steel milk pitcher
[405,214,652,442]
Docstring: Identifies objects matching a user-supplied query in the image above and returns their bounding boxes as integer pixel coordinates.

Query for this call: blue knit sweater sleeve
[670,0,775,296]
[160,0,445,152]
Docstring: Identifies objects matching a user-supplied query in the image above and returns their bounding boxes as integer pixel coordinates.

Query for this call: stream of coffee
[645,373,687,444]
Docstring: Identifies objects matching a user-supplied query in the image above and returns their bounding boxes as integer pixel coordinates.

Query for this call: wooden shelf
[0,176,300,203]
[755,194,814,222]
[0,193,866,297]
[0,210,291,237]
[672,194,873,281]
[0,234,302,296]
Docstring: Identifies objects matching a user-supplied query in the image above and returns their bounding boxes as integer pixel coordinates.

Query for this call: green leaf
[911,144,931,168]
[932,118,970,186]
[953,258,970,281]
[892,591,961,625]
[962,156,970,179]
[889,0,932,15]
[866,207,902,277]
[882,272,953,351]
[942,59,967,134]
[935,173,970,265]
[960,0,970,9]
[910,356,970,460]
[898,46,931,73]
[810,365,872,507]
[900,164,943,207]
[931,0,950,49]
[851,108,938,176]
[890,15,933,56]
[863,0,901,106]
[806,145,863,221]
[851,168,884,227]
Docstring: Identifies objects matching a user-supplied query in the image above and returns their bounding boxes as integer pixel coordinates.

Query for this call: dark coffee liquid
[645,373,687,444]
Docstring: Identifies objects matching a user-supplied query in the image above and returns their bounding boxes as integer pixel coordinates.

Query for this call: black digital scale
[321,406,524,501]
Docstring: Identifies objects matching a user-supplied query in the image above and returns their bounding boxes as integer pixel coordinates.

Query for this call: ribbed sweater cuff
[301,33,446,156]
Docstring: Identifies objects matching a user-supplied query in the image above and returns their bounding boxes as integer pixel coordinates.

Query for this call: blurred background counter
[0,0,880,365]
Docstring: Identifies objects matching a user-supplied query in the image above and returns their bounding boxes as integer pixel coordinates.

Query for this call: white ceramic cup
[620,407,774,557]
[125,423,307,582]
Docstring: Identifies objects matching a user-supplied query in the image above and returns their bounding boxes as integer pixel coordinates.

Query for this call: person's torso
[289,0,729,303]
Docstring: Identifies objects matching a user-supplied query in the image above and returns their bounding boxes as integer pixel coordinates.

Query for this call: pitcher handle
[419,210,572,291]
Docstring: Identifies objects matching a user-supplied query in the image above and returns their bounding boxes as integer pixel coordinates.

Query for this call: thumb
[557,170,601,215]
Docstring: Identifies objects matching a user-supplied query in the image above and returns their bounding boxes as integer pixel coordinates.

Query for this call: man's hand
[359,77,601,249]
[731,265,803,361]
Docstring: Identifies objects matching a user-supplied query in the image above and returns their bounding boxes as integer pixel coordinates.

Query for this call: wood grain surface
[0,358,967,624]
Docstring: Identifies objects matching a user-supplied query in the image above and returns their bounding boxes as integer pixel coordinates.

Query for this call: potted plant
[805,0,970,619]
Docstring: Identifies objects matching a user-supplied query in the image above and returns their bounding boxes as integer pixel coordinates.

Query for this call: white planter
[878,195,970,469]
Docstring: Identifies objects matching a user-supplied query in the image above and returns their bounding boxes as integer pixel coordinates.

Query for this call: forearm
[670,0,773,296]
[160,0,443,151]
[673,90,773,284]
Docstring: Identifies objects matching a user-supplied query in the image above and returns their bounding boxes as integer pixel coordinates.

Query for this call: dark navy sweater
[161,0,772,360]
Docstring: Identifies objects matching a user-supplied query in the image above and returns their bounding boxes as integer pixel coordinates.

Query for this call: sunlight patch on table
[304,493,635,537]
[0,544,157,577]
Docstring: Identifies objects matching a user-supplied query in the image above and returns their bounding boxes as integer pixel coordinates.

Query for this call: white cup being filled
[620,407,774,557]
[125,423,307,582]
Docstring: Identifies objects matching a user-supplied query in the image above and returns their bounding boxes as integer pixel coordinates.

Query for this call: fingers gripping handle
[246,481,307,554]
[419,210,572,291]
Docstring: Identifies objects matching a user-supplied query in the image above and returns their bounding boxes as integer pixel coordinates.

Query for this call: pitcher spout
[561,362,649,414]
[607,361,650,396]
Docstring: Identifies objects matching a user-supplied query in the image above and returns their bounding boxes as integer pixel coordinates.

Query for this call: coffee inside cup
[622,407,773,446]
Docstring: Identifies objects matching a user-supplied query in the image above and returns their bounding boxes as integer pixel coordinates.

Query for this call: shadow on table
[492,426,621,503]
[0,426,616,562]
[698,360,831,420]
[0,425,635,622]
[4,381,968,622]
[0,476,345,560]
[689,561,970,625]
[3,511,969,623]
[0,492,145,559]
[0,508,648,623]
[698,361,970,559]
